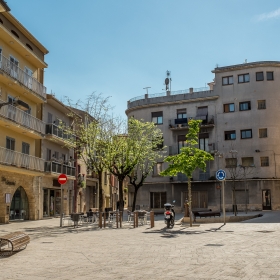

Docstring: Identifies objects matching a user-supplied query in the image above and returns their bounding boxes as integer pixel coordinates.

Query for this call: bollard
[116,211,119,228]
[103,212,106,228]
[120,211,122,228]
[99,212,102,228]
[150,211,154,228]
[135,211,139,227]
[133,212,136,228]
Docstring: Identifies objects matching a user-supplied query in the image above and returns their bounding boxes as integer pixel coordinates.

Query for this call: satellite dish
[165,78,169,85]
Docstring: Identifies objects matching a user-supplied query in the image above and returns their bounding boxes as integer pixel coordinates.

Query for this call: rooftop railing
[128,87,210,103]
[0,54,46,100]
[0,99,45,135]
[0,146,44,172]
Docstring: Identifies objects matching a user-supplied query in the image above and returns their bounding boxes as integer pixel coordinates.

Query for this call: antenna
[143,87,151,95]
[165,70,171,92]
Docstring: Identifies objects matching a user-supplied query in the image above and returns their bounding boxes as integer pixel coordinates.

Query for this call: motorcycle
[164,202,175,228]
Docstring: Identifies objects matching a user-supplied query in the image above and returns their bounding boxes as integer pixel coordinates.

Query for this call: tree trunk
[118,178,124,214]
[188,177,192,227]
[132,187,139,212]
[98,170,103,212]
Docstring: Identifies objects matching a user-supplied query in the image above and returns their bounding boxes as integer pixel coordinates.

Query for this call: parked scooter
[164,202,175,228]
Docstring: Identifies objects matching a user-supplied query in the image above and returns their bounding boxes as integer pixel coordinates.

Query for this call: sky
[7,0,280,118]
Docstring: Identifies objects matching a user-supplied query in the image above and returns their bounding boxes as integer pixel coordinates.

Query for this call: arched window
[10,186,29,220]
[26,43,33,51]
[0,18,3,24]
[11,30,19,38]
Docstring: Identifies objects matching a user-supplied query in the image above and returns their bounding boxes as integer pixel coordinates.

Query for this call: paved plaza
[1,211,280,280]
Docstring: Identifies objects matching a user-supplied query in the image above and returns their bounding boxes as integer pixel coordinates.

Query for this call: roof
[212,61,280,73]
[0,0,10,12]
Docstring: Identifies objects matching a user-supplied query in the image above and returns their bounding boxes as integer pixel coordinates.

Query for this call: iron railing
[45,123,75,142]
[0,146,44,172]
[45,161,75,177]
[0,100,45,134]
[0,54,46,100]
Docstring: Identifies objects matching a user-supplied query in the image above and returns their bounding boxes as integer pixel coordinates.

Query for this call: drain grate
[205,244,224,246]
[256,230,274,233]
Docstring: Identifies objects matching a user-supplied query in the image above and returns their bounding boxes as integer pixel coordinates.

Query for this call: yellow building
[0,1,48,223]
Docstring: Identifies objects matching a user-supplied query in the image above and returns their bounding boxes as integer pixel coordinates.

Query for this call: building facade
[126,61,280,213]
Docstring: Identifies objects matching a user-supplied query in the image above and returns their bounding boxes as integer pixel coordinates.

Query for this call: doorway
[10,186,29,220]
[262,189,271,210]
[43,189,61,217]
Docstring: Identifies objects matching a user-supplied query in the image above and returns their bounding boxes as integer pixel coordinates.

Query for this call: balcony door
[24,67,33,89]
[10,56,19,79]
[6,137,15,165]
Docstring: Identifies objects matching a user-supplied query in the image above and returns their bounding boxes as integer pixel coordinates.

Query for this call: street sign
[216,169,226,181]
[58,174,68,185]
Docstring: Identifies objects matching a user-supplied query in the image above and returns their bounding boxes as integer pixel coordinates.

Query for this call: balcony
[169,116,215,130]
[0,54,46,101]
[87,171,99,180]
[0,146,44,172]
[0,100,45,137]
[45,161,76,177]
[45,123,75,143]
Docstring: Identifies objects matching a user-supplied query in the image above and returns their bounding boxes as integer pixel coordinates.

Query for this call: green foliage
[160,120,214,178]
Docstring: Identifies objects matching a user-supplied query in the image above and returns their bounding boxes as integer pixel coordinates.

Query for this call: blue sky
[7,0,280,118]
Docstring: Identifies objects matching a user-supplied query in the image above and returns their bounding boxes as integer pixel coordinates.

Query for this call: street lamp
[229,150,238,216]
[214,151,223,212]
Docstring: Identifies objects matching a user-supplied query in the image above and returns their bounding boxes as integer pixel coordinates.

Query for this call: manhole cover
[205,244,224,246]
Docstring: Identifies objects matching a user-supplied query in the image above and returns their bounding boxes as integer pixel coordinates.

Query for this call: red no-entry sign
[58,174,68,185]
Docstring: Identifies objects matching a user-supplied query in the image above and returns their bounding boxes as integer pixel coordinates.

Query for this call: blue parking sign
[216,169,226,181]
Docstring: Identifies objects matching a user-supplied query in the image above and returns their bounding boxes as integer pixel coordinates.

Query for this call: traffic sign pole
[216,169,226,225]
[58,174,68,227]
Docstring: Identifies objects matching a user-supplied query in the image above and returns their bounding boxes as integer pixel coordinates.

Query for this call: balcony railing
[0,100,45,135]
[45,161,75,177]
[0,146,44,172]
[0,54,46,100]
[45,124,75,142]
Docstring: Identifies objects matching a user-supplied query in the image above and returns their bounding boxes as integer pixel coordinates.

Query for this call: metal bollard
[103,212,106,228]
[120,211,122,228]
[116,212,119,228]
[99,212,102,228]
[150,211,154,228]
[135,211,139,227]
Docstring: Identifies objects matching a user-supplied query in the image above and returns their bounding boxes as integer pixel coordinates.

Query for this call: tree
[105,118,164,214]
[160,119,213,227]
[63,92,115,212]
[127,131,164,212]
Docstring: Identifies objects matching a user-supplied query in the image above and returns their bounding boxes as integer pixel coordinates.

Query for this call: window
[24,67,33,89]
[224,103,235,113]
[225,158,237,168]
[238,73,250,83]
[196,106,208,124]
[256,72,264,81]
[177,109,186,119]
[0,18,3,24]
[241,129,252,139]
[48,112,53,124]
[0,48,2,67]
[10,56,19,79]
[46,149,51,161]
[6,137,15,150]
[261,157,269,167]
[242,157,254,167]
[225,130,236,140]
[150,192,166,208]
[153,163,163,176]
[178,135,186,152]
[26,43,33,51]
[152,111,163,124]
[222,76,233,85]
[22,142,30,155]
[11,30,19,38]
[259,128,267,138]
[258,100,266,109]
[267,72,274,81]
[199,133,209,152]
[239,101,251,111]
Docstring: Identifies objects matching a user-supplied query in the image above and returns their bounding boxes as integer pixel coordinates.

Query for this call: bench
[192,209,220,222]
[0,231,30,256]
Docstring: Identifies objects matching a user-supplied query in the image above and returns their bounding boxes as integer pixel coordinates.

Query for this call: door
[262,189,271,210]
[10,56,19,79]
[24,66,33,89]
[183,191,208,209]
[10,186,29,220]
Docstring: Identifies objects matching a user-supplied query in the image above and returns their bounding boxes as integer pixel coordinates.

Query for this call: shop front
[43,188,61,217]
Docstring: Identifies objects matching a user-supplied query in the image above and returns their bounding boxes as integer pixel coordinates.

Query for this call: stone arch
[10,186,29,220]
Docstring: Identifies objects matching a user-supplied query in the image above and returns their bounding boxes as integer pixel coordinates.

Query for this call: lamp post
[229,150,238,216]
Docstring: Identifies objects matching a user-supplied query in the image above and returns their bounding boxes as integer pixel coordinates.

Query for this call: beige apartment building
[126,61,280,213]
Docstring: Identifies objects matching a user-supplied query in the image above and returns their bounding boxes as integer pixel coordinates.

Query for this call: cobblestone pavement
[0,212,280,280]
